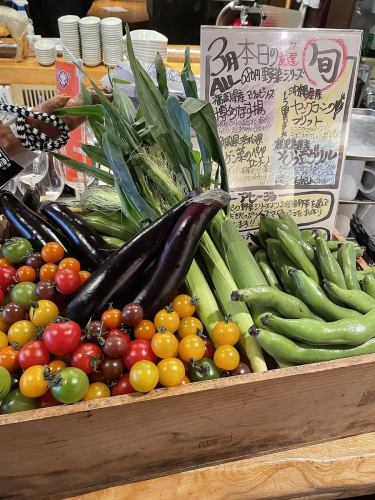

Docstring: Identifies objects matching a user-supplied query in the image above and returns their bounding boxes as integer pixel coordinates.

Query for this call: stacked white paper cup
[58,15,81,61]
[79,16,102,67]
[124,30,168,64]
[34,39,57,66]
[101,17,123,66]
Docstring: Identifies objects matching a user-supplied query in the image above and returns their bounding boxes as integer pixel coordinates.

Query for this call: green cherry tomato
[10,282,37,310]
[1,388,38,414]
[2,238,33,264]
[51,367,89,404]
[189,358,220,382]
[0,365,11,401]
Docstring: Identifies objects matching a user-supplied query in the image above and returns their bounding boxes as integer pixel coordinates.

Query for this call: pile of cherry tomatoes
[0,237,251,415]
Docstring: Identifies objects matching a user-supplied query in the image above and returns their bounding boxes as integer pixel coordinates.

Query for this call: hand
[0,122,25,158]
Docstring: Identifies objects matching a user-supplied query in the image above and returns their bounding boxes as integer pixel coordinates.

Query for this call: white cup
[359,163,375,200]
[335,203,358,237]
[356,204,375,235]
[340,159,366,201]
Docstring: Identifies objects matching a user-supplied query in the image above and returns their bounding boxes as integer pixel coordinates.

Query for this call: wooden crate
[2,353,375,499]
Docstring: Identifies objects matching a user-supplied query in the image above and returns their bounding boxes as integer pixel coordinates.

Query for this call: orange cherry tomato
[0,346,19,372]
[58,257,81,272]
[134,320,156,340]
[15,265,37,283]
[39,263,58,281]
[181,375,190,385]
[0,258,11,267]
[101,308,122,329]
[48,359,66,371]
[79,270,91,284]
[41,242,65,264]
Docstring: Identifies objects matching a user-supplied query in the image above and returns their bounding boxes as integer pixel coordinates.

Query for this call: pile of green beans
[232,214,375,366]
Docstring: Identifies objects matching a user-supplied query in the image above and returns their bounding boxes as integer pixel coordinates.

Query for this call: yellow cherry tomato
[58,257,81,272]
[20,364,48,398]
[178,334,205,362]
[0,258,11,267]
[48,359,66,372]
[129,360,159,393]
[151,331,179,358]
[212,320,240,346]
[177,316,203,338]
[158,358,185,387]
[181,375,190,385]
[83,382,111,401]
[29,300,59,327]
[154,307,180,333]
[0,331,8,350]
[172,294,196,319]
[134,320,156,340]
[7,320,36,346]
[214,345,240,371]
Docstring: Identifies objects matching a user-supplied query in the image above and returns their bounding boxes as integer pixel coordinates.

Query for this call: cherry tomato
[0,258,11,267]
[8,320,36,346]
[50,367,89,404]
[43,320,81,355]
[181,375,190,385]
[111,373,136,396]
[19,340,50,370]
[86,320,107,342]
[178,334,205,362]
[41,242,65,264]
[58,257,81,272]
[177,317,203,338]
[39,263,58,281]
[189,358,220,382]
[0,288,4,305]
[25,253,43,270]
[1,388,37,414]
[123,339,157,371]
[157,358,185,387]
[121,303,144,327]
[232,361,251,376]
[83,382,110,401]
[134,320,155,340]
[129,360,159,393]
[90,371,106,384]
[48,359,66,372]
[0,265,17,291]
[0,331,8,350]
[203,338,215,359]
[55,269,81,295]
[20,364,48,398]
[2,237,33,264]
[0,365,11,400]
[71,343,103,374]
[214,345,240,370]
[103,332,130,358]
[38,390,61,408]
[151,331,179,359]
[102,357,123,380]
[29,300,59,327]
[2,303,26,325]
[10,282,37,310]
[154,307,180,333]
[36,280,56,300]
[15,266,36,283]
[172,294,196,319]
[101,308,122,329]
[212,320,240,346]
[0,314,9,333]
[79,270,91,283]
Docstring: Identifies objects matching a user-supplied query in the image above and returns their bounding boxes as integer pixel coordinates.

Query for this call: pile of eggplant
[0,190,229,326]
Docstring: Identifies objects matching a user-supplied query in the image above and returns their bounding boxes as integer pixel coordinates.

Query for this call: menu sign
[201,26,362,237]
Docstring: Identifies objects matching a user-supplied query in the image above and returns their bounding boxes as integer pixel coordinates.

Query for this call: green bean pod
[289,268,361,320]
[301,229,327,246]
[315,237,346,288]
[252,327,375,364]
[338,242,361,290]
[326,240,360,251]
[266,239,296,294]
[323,280,375,314]
[260,216,292,239]
[363,274,375,299]
[299,239,315,262]
[278,213,301,239]
[332,246,364,260]
[231,286,320,320]
[358,267,375,279]
[261,308,375,345]
[277,228,319,282]
[254,251,281,290]
[102,235,125,249]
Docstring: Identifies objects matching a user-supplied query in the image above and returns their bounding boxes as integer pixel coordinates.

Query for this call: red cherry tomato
[0,288,4,306]
[38,390,62,408]
[70,343,103,374]
[55,269,81,295]
[0,265,17,291]
[111,373,136,396]
[203,338,215,359]
[18,340,50,370]
[43,320,81,355]
[122,339,157,371]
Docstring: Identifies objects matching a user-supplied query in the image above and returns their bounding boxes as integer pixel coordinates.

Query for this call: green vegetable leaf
[113,86,136,123]
[155,53,169,99]
[166,95,191,147]
[81,84,93,105]
[54,104,104,119]
[80,144,111,168]
[181,46,198,99]
[52,153,115,185]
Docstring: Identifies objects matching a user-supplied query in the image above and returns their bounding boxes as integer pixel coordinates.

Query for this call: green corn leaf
[113,85,136,123]
[181,46,198,99]
[54,104,104,119]
[112,77,131,85]
[166,95,191,147]
[52,152,115,185]
[155,53,169,99]
[80,144,111,168]
[81,84,93,105]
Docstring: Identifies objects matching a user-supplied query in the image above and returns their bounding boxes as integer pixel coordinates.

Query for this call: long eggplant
[40,201,113,269]
[133,189,230,317]
[0,191,73,252]
[64,197,193,326]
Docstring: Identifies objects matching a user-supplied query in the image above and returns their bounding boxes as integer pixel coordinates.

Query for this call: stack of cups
[79,16,102,66]
[58,15,81,61]
[101,17,123,66]
[34,39,57,66]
